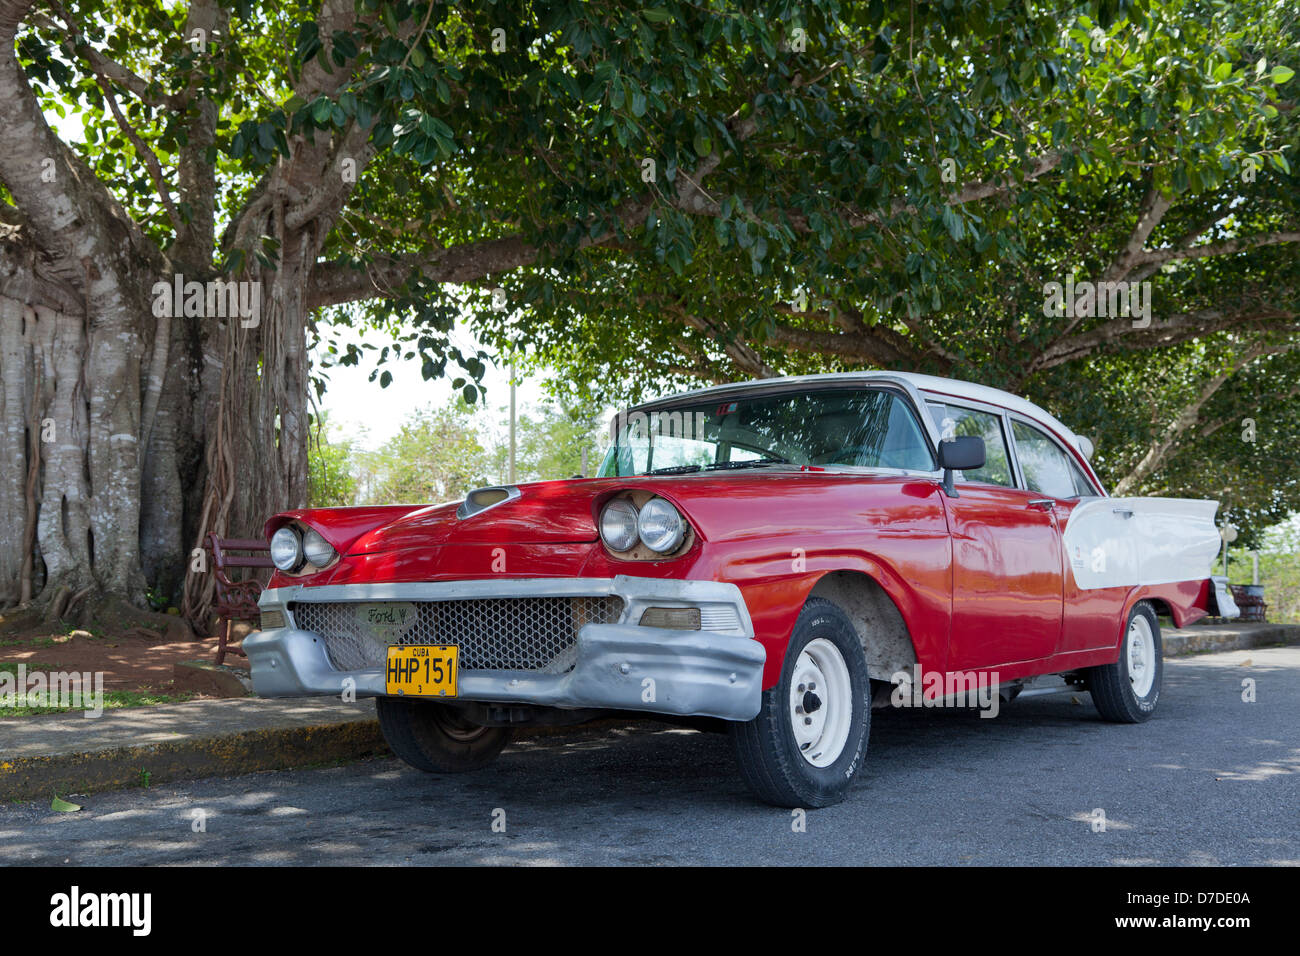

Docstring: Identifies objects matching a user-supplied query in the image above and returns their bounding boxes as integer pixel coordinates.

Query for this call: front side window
[598,388,936,476]
[1011,419,1095,498]
[927,402,1014,487]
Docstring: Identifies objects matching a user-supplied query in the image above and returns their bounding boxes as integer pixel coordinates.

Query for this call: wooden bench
[207,533,275,666]
[1229,584,1268,623]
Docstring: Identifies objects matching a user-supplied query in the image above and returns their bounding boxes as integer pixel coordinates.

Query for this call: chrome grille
[289,596,625,673]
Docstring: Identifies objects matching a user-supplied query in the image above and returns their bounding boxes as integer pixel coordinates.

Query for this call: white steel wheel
[729,597,872,807]
[1126,614,1156,698]
[1086,600,1162,723]
[789,637,853,768]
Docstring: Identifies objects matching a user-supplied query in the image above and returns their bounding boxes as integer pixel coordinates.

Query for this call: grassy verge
[0,663,195,717]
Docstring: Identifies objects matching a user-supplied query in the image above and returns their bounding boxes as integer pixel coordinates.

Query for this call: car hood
[349,481,606,552]
[343,467,917,554]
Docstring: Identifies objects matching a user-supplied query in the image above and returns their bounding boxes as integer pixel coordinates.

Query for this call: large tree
[1,0,1296,627]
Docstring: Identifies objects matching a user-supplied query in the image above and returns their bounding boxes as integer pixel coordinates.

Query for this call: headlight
[269,526,303,572]
[638,497,685,554]
[302,526,336,567]
[600,498,640,552]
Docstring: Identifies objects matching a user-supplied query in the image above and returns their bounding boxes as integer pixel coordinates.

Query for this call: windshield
[597,387,937,477]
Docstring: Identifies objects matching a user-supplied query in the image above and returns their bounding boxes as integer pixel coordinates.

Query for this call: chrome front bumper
[244,575,765,721]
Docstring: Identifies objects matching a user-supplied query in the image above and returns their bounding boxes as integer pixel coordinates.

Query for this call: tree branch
[1113,341,1298,494]
[1100,184,1175,283]
[35,6,178,108]
[94,74,183,232]
[0,0,163,279]
[671,306,777,379]
[1134,230,1300,268]
[1032,296,1299,371]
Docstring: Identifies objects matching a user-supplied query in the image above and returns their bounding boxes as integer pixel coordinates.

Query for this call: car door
[1007,416,1121,655]
[927,401,1064,671]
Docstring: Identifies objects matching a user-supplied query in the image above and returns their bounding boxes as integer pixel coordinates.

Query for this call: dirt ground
[0,606,253,696]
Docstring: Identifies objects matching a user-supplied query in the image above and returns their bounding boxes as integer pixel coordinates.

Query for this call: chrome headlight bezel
[599,498,641,553]
[301,526,336,567]
[269,526,304,572]
[637,497,686,554]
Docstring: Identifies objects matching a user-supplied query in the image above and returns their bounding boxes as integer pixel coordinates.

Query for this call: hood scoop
[457,485,521,519]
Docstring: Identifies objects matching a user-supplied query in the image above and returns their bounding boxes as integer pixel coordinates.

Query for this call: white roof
[635,371,1092,457]
[887,372,1091,455]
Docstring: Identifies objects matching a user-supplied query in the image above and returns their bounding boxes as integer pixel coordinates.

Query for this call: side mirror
[937,436,985,498]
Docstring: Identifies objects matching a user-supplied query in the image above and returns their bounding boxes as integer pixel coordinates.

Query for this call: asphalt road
[2,646,1296,866]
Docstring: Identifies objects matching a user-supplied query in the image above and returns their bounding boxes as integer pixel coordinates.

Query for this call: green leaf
[1270,65,1295,85]
[713,215,730,246]
[642,8,673,23]
[942,206,964,241]
[51,795,81,812]
[693,131,712,157]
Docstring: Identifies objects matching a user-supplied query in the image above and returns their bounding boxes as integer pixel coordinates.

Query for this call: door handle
[1112,507,1134,519]
[1028,498,1054,509]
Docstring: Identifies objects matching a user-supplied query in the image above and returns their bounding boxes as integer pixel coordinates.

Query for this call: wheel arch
[1141,596,1174,623]
[807,570,919,682]
[1119,589,1176,645]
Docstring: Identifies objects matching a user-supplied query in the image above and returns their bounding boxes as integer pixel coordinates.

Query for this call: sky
[311,318,555,451]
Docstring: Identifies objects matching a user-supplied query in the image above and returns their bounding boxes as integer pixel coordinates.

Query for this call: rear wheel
[729,597,871,808]
[377,697,512,772]
[1086,601,1162,722]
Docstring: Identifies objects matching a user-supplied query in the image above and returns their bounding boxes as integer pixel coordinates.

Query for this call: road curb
[1165,623,1300,657]
[0,718,388,803]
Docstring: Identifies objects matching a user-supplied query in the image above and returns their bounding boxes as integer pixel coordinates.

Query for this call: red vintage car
[246,372,1230,807]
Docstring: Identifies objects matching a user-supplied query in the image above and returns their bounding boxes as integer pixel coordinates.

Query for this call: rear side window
[927,403,1014,487]
[1010,419,1095,498]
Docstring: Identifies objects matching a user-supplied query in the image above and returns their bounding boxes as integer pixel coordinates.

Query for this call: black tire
[1086,601,1162,723]
[376,697,511,772]
[729,597,871,808]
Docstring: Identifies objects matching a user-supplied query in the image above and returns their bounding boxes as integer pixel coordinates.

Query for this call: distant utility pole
[508,359,516,484]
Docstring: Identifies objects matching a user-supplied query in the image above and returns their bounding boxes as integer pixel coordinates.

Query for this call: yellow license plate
[385,645,458,698]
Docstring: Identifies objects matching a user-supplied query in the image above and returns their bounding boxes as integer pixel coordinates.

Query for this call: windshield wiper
[701,456,790,471]
[645,464,704,475]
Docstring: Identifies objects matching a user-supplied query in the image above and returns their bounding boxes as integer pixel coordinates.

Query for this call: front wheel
[377,697,512,772]
[1086,601,1163,722]
[729,597,871,808]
